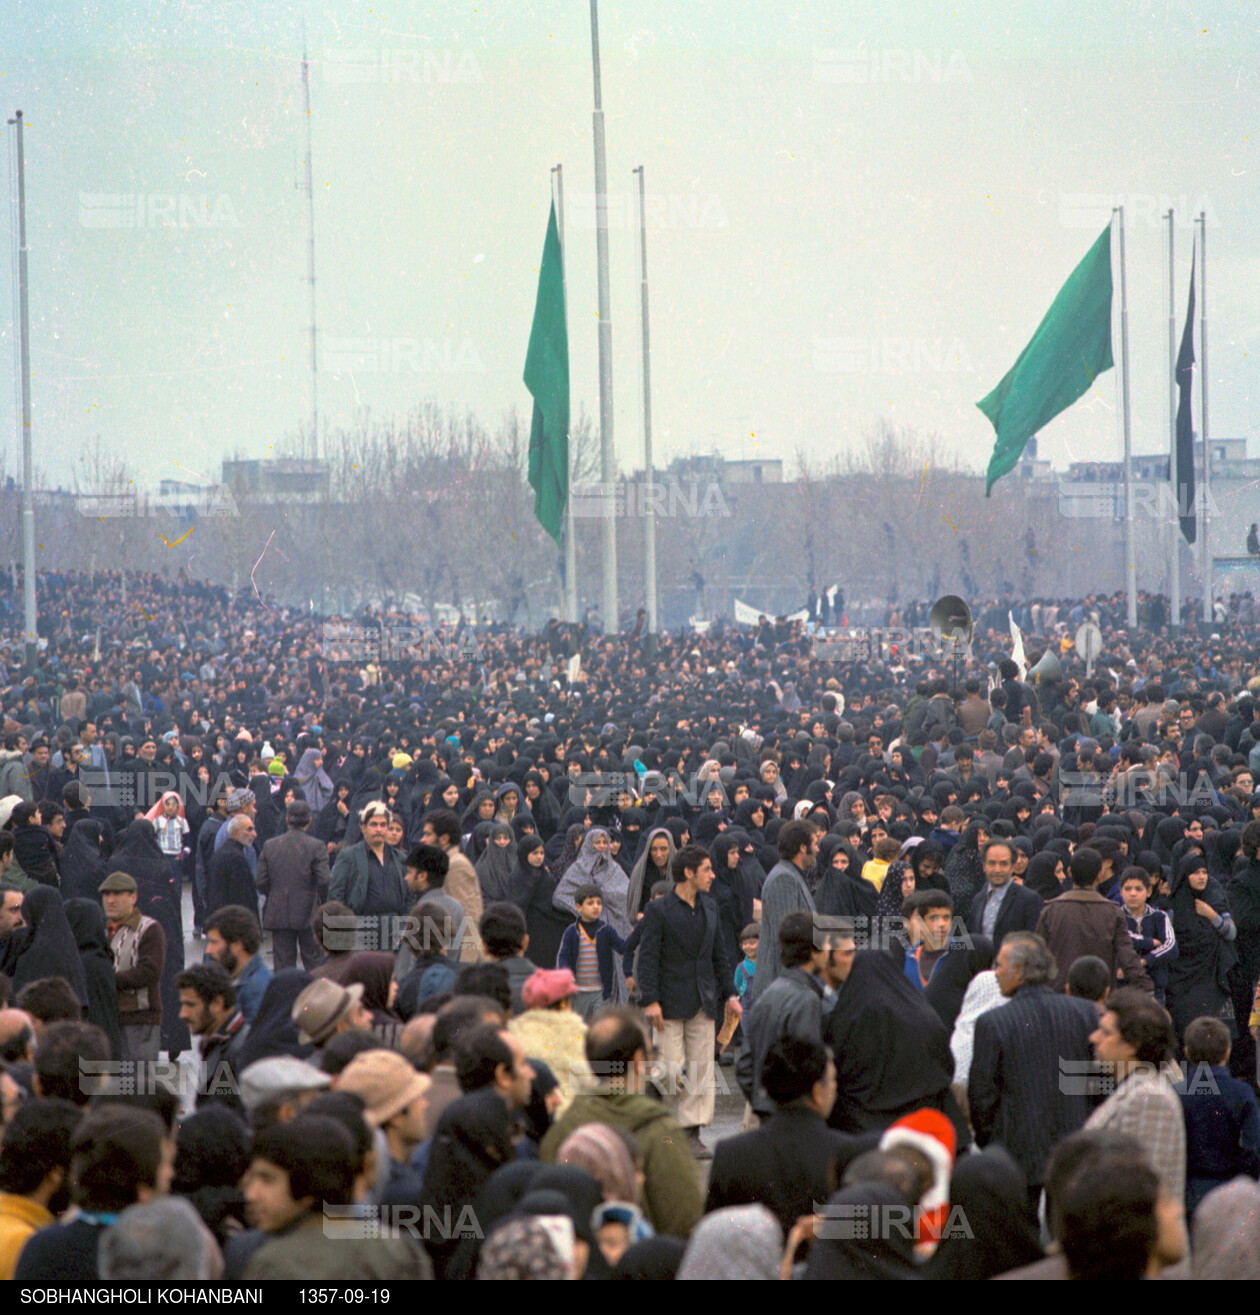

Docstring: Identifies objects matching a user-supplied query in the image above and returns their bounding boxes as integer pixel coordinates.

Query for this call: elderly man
[257,801,330,971]
[207,815,260,921]
[968,931,1098,1209]
[213,788,258,869]
[99,1198,221,1281]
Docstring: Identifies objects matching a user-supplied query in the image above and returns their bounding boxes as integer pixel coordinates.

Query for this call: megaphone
[1027,650,1063,685]
[929,595,973,648]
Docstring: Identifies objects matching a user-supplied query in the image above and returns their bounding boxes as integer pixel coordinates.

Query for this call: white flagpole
[1200,211,1212,629]
[1167,209,1180,630]
[1115,208,1137,629]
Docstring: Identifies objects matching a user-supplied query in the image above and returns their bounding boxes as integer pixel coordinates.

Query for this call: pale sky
[1,0,1257,491]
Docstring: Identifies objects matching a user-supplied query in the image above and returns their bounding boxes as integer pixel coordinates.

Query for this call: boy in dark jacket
[557,885,626,1020]
[1119,868,1178,1004]
[1174,1016,1260,1217]
[621,881,672,1003]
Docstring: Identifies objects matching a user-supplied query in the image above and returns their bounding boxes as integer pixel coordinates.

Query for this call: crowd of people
[0,568,1257,1279]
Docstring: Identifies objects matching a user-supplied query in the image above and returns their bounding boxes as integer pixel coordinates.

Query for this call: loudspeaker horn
[1028,649,1063,685]
[929,595,973,646]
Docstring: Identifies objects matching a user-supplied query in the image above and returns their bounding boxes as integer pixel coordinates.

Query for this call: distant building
[657,453,784,485]
[221,459,330,503]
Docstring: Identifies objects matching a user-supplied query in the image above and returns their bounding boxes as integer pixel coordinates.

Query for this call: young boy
[620,882,671,1005]
[558,885,627,1020]
[734,923,759,1002]
[1174,1016,1260,1218]
[1119,867,1178,1005]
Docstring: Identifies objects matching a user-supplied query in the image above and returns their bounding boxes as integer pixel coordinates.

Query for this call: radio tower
[299,27,319,459]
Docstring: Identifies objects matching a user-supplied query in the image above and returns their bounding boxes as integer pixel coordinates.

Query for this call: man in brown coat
[1035,847,1152,994]
[956,680,992,738]
[419,810,482,963]
[256,801,331,970]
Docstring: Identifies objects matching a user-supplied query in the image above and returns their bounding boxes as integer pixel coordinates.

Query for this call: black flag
[1175,249,1197,544]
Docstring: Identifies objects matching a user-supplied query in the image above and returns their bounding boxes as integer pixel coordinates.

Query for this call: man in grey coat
[737,912,831,1117]
[745,819,819,1005]
[257,801,331,970]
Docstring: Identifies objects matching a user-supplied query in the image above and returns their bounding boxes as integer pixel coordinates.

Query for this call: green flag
[978,222,1114,495]
[524,201,570,545]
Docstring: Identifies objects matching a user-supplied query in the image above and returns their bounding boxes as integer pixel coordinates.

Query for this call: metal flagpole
[634,166,657,637]
[552,164,577,624]
[1115,208,1137,630]
[1167,209,1180,630]
[300,30,319,459]
[8,110,36,672]
[589,0,618,634]
[1200,211,1212,630]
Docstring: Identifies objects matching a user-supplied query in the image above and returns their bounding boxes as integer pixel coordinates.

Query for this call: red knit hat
[879,1108,956,1248]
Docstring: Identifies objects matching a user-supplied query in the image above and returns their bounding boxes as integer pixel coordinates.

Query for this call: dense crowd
[0,569,1257,1279]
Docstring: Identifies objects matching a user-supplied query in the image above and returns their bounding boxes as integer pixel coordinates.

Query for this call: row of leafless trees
[0,417,1132,626]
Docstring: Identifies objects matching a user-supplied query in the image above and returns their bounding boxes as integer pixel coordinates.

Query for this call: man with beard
[176,961,246,1116]
[0,1099,82,1279]
[205,905,272,1025]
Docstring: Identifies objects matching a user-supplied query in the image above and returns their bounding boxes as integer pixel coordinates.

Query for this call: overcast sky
[1,0,1256,491]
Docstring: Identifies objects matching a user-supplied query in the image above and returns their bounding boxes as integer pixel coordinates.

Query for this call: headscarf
[557,1123,638,1204]
[803,1183,920,1280]
[295,748,334,813]
[106,819,172,895]
[676,1205,783,1281]
[143,790,185,823]
[613,1237,687,1280]
[513,836,571,971]
[1192,1178,1260,1280]
[468,820,496,864]
[943,820,988,911]
[921,1146,1043,1280]
[476,1218,569,1280]
[443,1161,545,1282]
[824,950,955,1133]
[553,829,631,939]
[249,773,281,845]
[552,823,587,876]
[342,952,397,1013]
[422,1090,517,1278]
[626,826,676,921]
[617,807,647,870]
[475,823,518,905]
[1024,851,1065,901]
[63,898,123,1055]
[12,886,89,1005]
[709,830,758,970]
[1168,852,1238,992]
[59,819,110,904]
[233,969,315,1068]
[815,840,880,922]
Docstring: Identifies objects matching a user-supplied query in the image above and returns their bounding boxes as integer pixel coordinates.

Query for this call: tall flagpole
[1167,209,1180,630]
[1115,208,1137,630]
[590,0,618,634]
[552,164,577,624]
[634,166,657,637]
[8,110,36,673]
[1200,211,1211,629]
[300,30,319,459]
